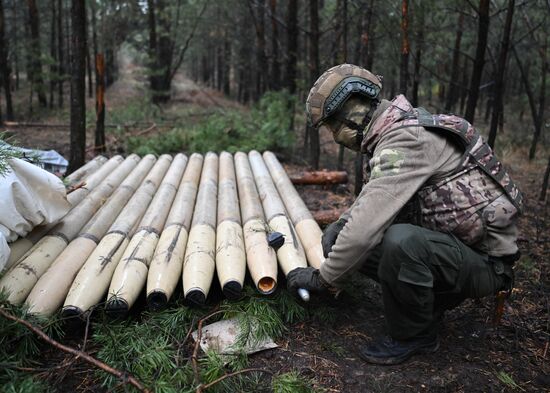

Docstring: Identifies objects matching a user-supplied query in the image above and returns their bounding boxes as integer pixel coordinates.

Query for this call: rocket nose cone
[105,298,129,319]
[186,289,206,307]
[147,291,168,311]
[222,280,242,300]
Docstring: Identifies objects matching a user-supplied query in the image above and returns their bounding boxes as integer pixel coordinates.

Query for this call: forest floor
[2,55,549,392]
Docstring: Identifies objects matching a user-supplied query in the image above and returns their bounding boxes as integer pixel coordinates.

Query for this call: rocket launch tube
[215,152,246,299]
[25,155,157,317]
[146,153,203,310]
[262,151,324,269]
[234,152,277,294]
[5,155,125,269]
[0,155,140,305]
[62,155,171,319]
[105,154,187,317]
[64,155,108,187]
[183,152,218,306]
[248,151,309,300]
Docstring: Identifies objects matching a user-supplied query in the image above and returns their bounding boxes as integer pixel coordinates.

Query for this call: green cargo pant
[360,224,513,340]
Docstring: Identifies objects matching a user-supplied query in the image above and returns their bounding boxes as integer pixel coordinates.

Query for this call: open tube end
[222,280,242,300]
[105,297,129,319]
[186,288,206,306]
[61,305,84,320]
[257,277,277,295]
[147,291,168,311]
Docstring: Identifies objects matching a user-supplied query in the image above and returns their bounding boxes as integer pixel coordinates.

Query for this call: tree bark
[0,0,14,120]
[487,0,515,148]
[49,0,56,109]
[445,12,464,112]
[308,0,320,169]
[399,0,410,95]
[269,0,280,90]
[68,0,87,174]
[57,0,64,107]
[95,53,105,154]
[27,0,48,107]
[411,8,424,107]
[540,156,550,201]
[285,0,298,95]
[465,0,490,123]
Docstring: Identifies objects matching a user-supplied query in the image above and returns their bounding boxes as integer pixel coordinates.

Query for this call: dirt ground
[2,58,549,392]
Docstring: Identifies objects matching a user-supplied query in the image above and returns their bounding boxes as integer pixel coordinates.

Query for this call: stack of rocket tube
[24,155,157,317]
[215,152,246,299]
[234,152,277,294]
[147,153,203,310]
[248,151,309,299]
[64,155,108,187]
[62,155,172,318]
[262,151,324,269]
[5,155,125,269]
[182,152,218,306]
[0,155,140,305]
[105,154,187,316]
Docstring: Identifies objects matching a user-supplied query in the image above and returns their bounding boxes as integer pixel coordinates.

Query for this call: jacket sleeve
[319,126,440,286]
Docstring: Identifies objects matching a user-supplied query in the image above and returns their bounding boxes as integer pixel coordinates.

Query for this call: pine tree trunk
[269,0,280,90]
[445,12,464,112]
[57,0,64,107]
[308,0,320,169]
[465,0,490,123]
[49,0,56,109]
[399,0,409,95]
[0,0,14,120]
[411,10,424,107]
[95,53,105,154]
[540,156,550,201]
[488,0,515,148]
[27,0,48,107]
[68,0,87,174]
[285,0,298,95]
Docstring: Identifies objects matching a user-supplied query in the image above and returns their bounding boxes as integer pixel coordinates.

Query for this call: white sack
[0,233,9,271]
[0,158,71,244]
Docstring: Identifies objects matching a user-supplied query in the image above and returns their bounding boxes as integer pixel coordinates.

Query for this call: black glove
[287,267,328,298]
[321,218,347,258]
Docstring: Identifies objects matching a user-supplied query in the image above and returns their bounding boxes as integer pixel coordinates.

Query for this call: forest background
[0,0,548,392]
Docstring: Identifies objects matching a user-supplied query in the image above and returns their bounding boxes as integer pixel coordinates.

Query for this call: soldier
[287,64,522,365]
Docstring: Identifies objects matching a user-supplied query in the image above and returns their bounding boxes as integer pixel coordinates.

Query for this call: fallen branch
[313,208,347,226]
[66,181,87,194]
[0,307,150,393]
[191,308,224,389]
[196,368,274,392]
[290,171,348,185]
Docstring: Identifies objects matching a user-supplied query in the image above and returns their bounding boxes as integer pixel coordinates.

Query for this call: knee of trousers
[377,224,430,282]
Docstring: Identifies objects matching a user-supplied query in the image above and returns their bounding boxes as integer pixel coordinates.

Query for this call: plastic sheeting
[0,158,71,269]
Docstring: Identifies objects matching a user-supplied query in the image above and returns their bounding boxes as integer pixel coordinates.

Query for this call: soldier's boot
[359,335,439,365]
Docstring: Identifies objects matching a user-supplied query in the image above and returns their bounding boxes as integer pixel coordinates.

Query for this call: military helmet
[306,64,382,127]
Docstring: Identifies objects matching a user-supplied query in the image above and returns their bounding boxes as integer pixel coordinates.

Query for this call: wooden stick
[191,309,224,388]
[0,307,150,393]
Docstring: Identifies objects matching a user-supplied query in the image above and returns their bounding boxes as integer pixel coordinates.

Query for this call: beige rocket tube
[0,155,140,305]
[5,155,125,269]
[106,154,187,317]
[183,152,218,305]
[262,151,324,269]
[248,150,308,285]
[62,155,172,319]
[64,155,108,187]
[147,153,203,310]
[234,152,277,294]
[216,152,246,299]
[25,155,157,317]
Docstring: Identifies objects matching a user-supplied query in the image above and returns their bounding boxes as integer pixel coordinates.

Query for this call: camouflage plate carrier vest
[362,95,523,247]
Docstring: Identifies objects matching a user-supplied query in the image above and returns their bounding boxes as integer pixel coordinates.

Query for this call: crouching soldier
[287,64,522,365]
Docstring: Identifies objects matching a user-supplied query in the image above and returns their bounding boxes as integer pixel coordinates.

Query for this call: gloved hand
[321,218,347,258]
[287,267,329,298]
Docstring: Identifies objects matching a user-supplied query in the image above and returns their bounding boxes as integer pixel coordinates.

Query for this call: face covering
[325,97,375,152]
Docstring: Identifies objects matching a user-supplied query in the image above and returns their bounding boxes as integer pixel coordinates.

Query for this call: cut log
[312,209,347,226]
[290,170,348,185]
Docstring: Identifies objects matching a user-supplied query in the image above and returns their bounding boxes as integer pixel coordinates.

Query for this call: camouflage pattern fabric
[363,95,522,249]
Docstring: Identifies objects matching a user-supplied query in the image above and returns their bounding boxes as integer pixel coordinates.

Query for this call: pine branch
[196,368,273,392]
[0,307,150,393]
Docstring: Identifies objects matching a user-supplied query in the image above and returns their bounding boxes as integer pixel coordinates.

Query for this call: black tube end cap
[222,280,242,300]
[186,289,206,306]
[105,298,129,319]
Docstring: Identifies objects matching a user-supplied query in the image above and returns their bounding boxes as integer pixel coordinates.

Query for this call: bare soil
[2,58,548,392]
